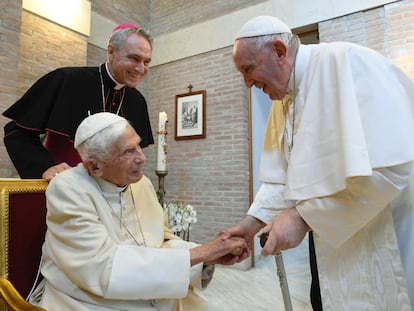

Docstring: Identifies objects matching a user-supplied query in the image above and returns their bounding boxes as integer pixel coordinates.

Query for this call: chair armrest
[0,277,46,311]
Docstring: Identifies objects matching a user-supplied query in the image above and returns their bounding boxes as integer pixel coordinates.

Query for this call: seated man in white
[29,112,247,310]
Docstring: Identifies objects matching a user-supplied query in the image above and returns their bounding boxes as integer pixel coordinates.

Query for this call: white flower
[164,201,197,235]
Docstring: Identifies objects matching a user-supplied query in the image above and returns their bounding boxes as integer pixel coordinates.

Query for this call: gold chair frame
[0,179,48,311]
[0,277,45,311]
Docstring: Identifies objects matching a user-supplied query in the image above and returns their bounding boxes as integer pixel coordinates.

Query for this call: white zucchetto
[235,15,292,40]
[74,112,126,148]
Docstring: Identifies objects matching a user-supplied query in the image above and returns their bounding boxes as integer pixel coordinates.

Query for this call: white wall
[250,87,273,262]
[22,0,91,36]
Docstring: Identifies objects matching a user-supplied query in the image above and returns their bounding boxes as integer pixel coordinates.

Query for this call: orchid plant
[164,201,197,241]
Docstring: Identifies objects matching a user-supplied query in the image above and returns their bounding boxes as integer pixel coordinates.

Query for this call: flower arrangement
[164,201,197,240]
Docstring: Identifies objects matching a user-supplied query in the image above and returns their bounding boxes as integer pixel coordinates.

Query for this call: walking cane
[260,233,293,311]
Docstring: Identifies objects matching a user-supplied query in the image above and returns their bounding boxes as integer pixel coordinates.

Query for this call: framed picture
[175,90,206,140]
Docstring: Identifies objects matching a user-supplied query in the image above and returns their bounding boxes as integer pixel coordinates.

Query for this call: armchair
[0,179,48,311]
[0,277,45,311]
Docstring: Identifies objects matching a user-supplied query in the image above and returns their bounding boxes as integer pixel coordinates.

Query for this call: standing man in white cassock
[224,15,414,311]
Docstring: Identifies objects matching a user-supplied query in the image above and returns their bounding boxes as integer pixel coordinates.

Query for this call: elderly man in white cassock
[224,15,414,311]
[29,112,247,311]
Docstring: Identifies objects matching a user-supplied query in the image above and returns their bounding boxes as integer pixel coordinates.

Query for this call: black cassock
[3,64,154,178]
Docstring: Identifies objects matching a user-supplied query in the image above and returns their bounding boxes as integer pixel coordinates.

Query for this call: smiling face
[107,33,152,87]
[94,125,146,186]
[232,37,292,100]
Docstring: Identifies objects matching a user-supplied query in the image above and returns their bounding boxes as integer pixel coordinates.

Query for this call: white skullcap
[74,112,126,148]
[235,16,291,40]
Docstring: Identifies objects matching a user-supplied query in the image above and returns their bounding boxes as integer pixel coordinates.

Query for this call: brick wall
[146,48,249,243]
[0,0,22,177]
[87,44,107,67]
[90,0,150,28]
[319,0,414,79]
[18,11,88,96]
[385,0,414,78]
[0,10,88,177]
[150,0,266,36]
[319,8,388,54]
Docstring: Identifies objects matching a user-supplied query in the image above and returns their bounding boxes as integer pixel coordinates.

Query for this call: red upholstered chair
[0,179,48,311]
[0,277,46,311]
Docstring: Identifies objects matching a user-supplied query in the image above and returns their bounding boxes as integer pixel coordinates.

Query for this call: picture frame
[175,90,206,140]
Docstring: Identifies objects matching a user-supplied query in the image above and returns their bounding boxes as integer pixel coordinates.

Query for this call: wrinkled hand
[42,163,71,181]
[261,207,310,256]
[191,235,248,266]
[220,215,264,248]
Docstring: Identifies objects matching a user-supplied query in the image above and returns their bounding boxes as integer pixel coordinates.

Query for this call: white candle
[157,111,168,171]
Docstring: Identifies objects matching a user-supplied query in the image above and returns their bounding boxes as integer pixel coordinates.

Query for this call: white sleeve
[106,245,191,299]
[248,182,295,224]
[162,239,203,289]
[296,162,412,248]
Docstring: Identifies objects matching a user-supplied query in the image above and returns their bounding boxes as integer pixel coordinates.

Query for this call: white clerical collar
[94,176,128,194]
[286,44,311,95]
[105,62,125,90]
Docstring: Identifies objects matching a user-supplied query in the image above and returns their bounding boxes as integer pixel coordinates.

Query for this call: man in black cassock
[2,23,154,181]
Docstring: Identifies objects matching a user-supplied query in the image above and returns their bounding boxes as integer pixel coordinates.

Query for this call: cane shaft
[275,252,293,311]
[260,233,293,311]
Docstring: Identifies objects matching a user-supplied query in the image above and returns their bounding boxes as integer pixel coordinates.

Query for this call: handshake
[190,234,249,267]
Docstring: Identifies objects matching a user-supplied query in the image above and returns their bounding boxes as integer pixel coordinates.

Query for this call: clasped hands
[190,234,249,266]
[191,206,310,267]
[221,207,311,257]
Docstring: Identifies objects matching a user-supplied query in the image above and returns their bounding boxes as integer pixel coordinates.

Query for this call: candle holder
[155,170,168,207]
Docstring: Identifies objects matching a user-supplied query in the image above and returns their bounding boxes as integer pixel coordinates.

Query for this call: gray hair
[76,119,131,162]
[247,33,300,55]
[108,27,153,50]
